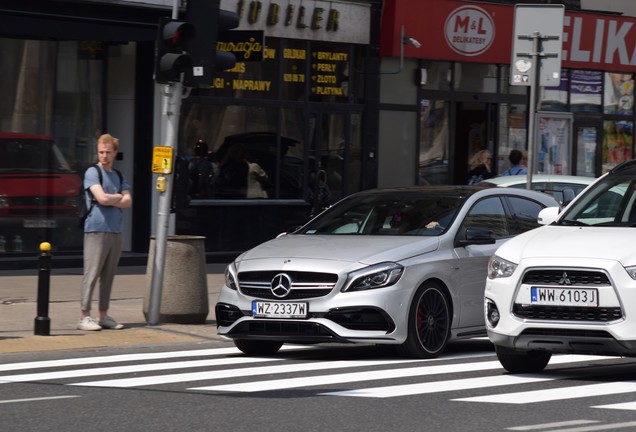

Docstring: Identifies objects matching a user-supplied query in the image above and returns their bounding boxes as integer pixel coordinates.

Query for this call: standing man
[77,133,132,331]
[501,149,528,176]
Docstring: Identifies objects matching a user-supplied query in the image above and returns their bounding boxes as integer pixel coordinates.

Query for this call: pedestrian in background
[467,149,494,185]
[501,149,528,176]
[78,133,132,331]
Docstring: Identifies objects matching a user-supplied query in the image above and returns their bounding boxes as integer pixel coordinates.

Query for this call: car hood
[237,234,440,266]
[497,226,636,265]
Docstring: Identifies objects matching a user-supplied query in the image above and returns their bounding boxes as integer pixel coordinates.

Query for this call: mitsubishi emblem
[558,272,572,285]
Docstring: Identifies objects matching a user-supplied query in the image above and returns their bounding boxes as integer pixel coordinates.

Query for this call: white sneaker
[77,316,102,331]
[99,315,124,330]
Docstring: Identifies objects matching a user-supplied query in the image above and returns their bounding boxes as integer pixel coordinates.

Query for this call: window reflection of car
[215,185,560,359]
[0,133,82,251]
[479,174,595,205]
[214,132,303,198]
[486,160,636,373]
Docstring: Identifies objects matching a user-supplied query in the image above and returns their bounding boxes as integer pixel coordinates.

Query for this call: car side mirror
[562,188,576,206]
[538,206,560,225]
[457,227,496,246]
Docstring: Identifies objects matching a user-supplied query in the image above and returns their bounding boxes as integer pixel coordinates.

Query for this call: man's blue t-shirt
[501,165,528,176]
[83,165,130,233]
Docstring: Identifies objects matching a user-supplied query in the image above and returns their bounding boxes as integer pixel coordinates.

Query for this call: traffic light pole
[147,0,239,324]
[147,0,183,326]
[147,81,183,325]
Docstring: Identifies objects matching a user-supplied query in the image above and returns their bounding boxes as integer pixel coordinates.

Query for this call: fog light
[486,300,500,328]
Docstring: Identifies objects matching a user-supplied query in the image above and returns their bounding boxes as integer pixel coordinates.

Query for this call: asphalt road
[2,339,636,432]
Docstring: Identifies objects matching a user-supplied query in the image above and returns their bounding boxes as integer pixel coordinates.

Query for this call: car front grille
[515,268,621,322]
[522,269,610,285]
[513,304,623,322]
[238,270,338,300]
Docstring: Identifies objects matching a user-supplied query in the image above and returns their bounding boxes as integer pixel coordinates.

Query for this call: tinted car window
[506,196,544,234]
[463,197,509,238]
[301,192,462,236]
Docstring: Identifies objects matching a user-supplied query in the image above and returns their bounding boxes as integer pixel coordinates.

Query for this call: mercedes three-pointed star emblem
[271,273,293,298]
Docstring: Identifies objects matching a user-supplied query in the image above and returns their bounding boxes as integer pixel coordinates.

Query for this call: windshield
[298,192,463,236]
[558,173,636,227]
[0,138,73,173]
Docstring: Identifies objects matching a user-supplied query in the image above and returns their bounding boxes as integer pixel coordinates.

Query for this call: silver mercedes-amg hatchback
[215,185,559,358]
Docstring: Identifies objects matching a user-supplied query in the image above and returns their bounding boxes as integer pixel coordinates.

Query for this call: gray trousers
[80,232,123,312]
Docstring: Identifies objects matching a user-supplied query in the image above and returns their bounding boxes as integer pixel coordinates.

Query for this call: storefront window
[280,39,308,101]
[603,120,633,173]
[308,42,352,103]
[541,70,568,112]
[570,70,602,113]
[576,126,598,177]
[418,99,449,185]
[500,104,527,175]
[180,103,288,199]
[454,63,498,93]
[420,61,451,91]
[604,73,634,115]
[0,38,104,254]
[536,113,572,175]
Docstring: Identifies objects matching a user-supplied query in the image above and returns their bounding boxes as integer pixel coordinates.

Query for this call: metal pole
[147,82,182,325]
[34,241,52,336]
[147,0,182,325]
[525,31,541,191]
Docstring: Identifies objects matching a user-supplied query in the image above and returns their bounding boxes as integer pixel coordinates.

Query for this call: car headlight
[487,255,517,279]
[342,262,404,292]
[224,263,238,290]
[625,266,636,280]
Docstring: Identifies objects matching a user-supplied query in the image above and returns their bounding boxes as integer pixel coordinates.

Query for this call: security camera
[403,36,422,49]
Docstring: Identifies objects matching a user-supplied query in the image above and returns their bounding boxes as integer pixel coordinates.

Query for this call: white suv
[485,160,636,373]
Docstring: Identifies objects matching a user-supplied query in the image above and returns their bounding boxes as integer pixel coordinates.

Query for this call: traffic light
[185,0,239,86]
[154,18,194,84]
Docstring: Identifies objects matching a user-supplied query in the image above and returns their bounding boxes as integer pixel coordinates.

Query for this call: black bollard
[34,242,52,336]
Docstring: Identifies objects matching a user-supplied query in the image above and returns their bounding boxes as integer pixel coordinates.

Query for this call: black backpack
[78,164,123,228]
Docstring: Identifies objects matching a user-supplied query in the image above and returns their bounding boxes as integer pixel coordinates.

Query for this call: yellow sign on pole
[152,146,173,174]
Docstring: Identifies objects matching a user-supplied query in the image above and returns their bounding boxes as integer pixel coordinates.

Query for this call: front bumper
[485,257,636,356]
[215,279,412,345]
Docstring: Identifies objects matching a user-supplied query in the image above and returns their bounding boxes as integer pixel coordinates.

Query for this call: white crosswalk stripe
[0,344,632,414]
[455,381,636,404]
[72,358,421,388]
[190,354,603,393]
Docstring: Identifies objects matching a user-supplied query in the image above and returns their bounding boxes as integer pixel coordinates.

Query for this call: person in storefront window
[467,149,494,185]
[216,142,248,198]
[245,151,270,198]
[188,139,216,198]
[500,149,528,176]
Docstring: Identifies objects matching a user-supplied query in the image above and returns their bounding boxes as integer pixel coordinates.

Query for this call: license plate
[531,287,598,307]
[252,301,308,318]
[23,219,57,228]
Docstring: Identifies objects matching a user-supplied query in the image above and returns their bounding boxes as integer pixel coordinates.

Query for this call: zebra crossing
[1,345,635,412]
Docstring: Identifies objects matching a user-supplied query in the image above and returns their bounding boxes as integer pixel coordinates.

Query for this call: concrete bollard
[143,235,209,324]
[34,241,52,336]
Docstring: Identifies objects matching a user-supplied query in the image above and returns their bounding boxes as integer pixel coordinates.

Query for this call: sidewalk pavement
[0,263,229,354]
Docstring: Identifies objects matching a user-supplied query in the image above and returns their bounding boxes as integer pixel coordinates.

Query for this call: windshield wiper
[558,219,589,226]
